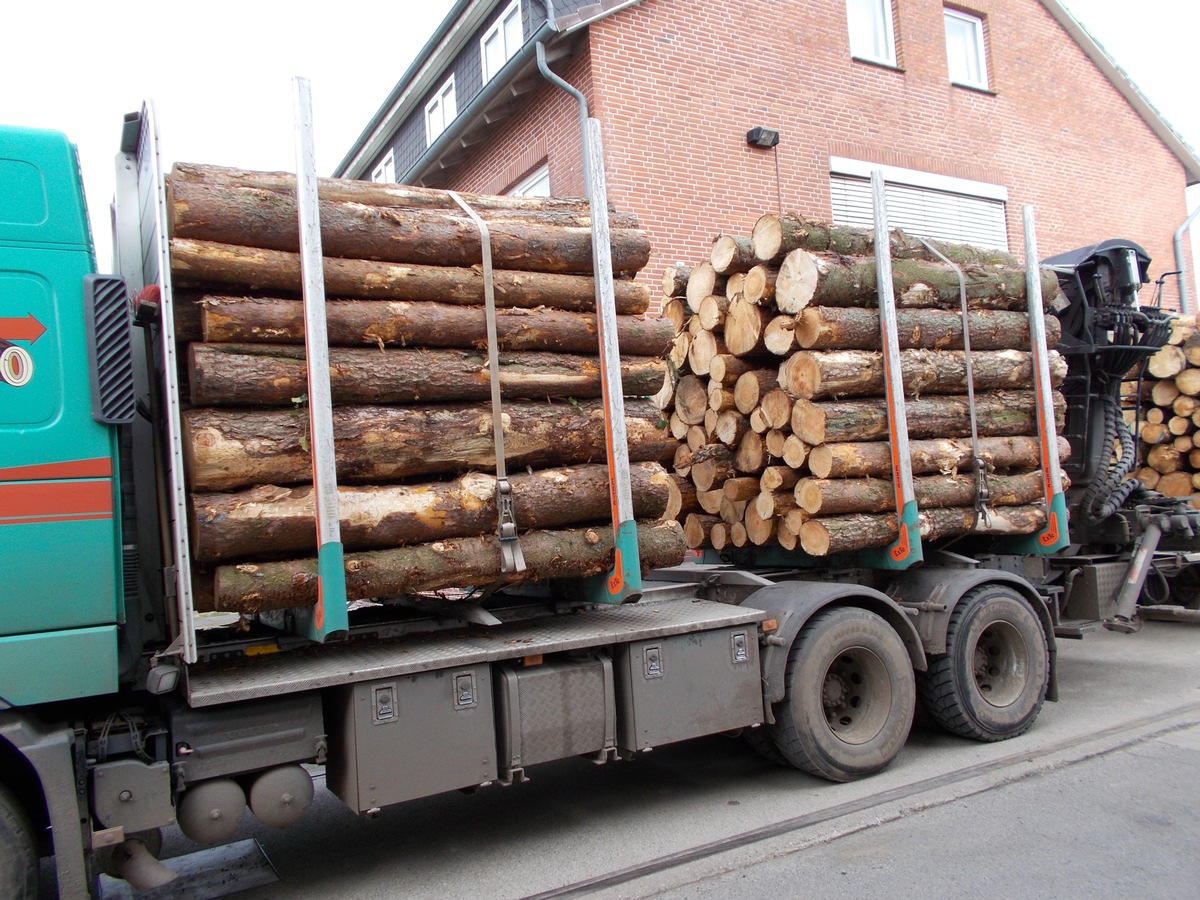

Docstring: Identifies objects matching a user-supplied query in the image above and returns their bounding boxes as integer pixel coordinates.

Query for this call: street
[114,620,1200,899]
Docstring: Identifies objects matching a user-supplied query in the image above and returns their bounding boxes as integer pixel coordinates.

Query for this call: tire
[769,607,916,783]
[0,783,37,900]
[918,584,1049,742]
[743,725,789,766]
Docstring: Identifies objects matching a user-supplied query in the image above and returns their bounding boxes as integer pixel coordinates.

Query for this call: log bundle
[656,214,1068,556]
[1130,315,1200,507]
[166,163,685,612]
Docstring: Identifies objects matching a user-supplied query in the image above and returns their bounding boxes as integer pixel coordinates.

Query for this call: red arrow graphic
[0,314,47,344]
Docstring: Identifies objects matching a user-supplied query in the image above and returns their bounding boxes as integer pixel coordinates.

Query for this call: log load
[206,520,688,614]
[1132,315,1200,507]
[655,212,1070,558]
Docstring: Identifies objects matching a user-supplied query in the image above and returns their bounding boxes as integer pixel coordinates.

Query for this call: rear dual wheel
[769,607,916,783]
[918,584,1049,742]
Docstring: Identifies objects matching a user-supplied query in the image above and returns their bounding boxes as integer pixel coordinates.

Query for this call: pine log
[744,504,777,546]
[688,330,727,375]
[685,262,726,313]
[720,498,748,526]
[1136,467,1161,489]
[663,298,688,336]
[763,315,797,355]
[795,307,1061,351]
[735,431,766,473]
[691,445,736,492]
[807,435,1072,479]
[1140,422,1169,445]
[167,178,649,276]
[773,249,1057,314]
[725,273,746,301]
[170,239,651,315]
[765,429,789,458]
[191,462,672,562]
[760,466,799,493]
[673,444,693,476]
[759,390,793,430]
[218,295,653,368]
[1150,379,1181,407]
[781,435,808,469]
[684,513,718,549]
[723,476,761,503]
[674,375,709,425]
[708,385,737,413]
[708,354,758,386]
[184,398,675,492]
[729,522,749,548]
[750,409,770,434]
[170,162,603,215]
[777,349,1064,401]
[1185,334,1200,367]
[1177,368,1200,396]
[777,519,799,551]
[710,522,730,550]
[725,297,769,356]
[668,333,690,371]
[714,410,749,446]
[1174,394,1198,417]
[796,469,1052,516]
[1148,345,1187,379]
[207,520,687,613]
[697,489,725,514]
[1169,316,1199,346]
[1145,407,1165,425]
[697,294,729,331]
[691,424,710,450]
[790,391,1065,445]
[799,504,1046,556]
[189,343,663,406]
[750,214,1018,267]
[662,263,691,298]
[711,235,757,275]
[1169,415,1193,436]
[1147,444,1183,474]
[755,489,798,519]
[734,370,778,414]
[1172,435,1194,453]
[743,265,777,305]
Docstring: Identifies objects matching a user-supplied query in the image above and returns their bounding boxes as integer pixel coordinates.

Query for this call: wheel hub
[821,648,892,745]
[971,620,1029,708]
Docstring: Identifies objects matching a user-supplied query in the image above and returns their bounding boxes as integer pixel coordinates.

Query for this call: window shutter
[830,174,1008,250]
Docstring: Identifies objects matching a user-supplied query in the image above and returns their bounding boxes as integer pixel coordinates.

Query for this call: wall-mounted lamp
[745,126,780,148]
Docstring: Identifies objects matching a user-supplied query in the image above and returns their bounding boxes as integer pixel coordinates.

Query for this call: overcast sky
[2,0,1196,286]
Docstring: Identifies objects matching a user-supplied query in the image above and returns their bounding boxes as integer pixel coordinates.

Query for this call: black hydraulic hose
[1081,392,1139,523]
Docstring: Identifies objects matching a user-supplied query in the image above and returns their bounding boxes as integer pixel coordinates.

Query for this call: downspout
[1175,204,1200,314]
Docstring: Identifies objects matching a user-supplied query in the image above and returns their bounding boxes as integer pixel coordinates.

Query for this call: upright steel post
[869,171,921,568]
[1174,205,1200,314]
[293,77,349,641]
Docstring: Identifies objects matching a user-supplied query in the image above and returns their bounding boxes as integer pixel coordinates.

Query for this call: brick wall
[432,0,1193,310]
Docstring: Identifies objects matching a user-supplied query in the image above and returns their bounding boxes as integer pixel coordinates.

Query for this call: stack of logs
[1131,315,1200,506]
[657,214,1071,557]
[166,163,688,614]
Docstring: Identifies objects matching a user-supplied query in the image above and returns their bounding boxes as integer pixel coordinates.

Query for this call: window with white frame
[371,150,396,184]
[425,76,457,144]
[829,157,1008,250]
[846,0,896,66]
[482,0,524,84]
[944,8,989,89]
[509,164,550,198]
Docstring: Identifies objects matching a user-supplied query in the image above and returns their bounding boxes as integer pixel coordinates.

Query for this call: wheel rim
[821,646,893,745]
[971,620,1029,707]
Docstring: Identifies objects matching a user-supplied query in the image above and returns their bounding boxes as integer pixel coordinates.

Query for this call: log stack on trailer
[164,164,688,613]
[1131,314,1200,506]
[656,214,1070,557]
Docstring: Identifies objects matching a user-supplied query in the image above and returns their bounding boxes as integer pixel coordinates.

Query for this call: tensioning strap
[448,191,526,573]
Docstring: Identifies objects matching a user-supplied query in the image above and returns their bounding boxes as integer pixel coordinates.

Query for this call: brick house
[336,0,1199,310]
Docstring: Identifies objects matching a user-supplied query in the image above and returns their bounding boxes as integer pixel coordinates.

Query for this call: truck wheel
[770,607,915,783]
[918,584,1048,742]
[743,726,788,766]
[0,783,37,899]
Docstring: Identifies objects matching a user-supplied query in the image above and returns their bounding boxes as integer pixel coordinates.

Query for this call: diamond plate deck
[185,598,765,708]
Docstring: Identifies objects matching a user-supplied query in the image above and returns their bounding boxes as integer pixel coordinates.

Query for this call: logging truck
[2,97,1199,899]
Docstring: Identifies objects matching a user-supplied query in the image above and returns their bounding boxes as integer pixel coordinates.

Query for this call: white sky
[2,0,1196,289]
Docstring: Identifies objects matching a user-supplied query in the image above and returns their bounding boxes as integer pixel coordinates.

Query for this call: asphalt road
[131,620,1200,899]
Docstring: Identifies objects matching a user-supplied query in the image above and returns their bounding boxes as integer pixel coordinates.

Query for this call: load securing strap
[917,238,992,528]
[448,191,526,574]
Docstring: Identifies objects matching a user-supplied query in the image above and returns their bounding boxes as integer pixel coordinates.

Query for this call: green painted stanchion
[583,518,643,604]
[296,541,349,641]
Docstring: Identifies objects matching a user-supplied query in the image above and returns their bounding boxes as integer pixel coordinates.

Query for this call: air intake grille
[83,275,135,425]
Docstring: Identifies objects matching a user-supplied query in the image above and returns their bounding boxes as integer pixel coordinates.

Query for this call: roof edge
[1041,0,1200,186]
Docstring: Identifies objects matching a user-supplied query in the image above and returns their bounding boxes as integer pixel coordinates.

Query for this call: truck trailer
[1,100,1197,898]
